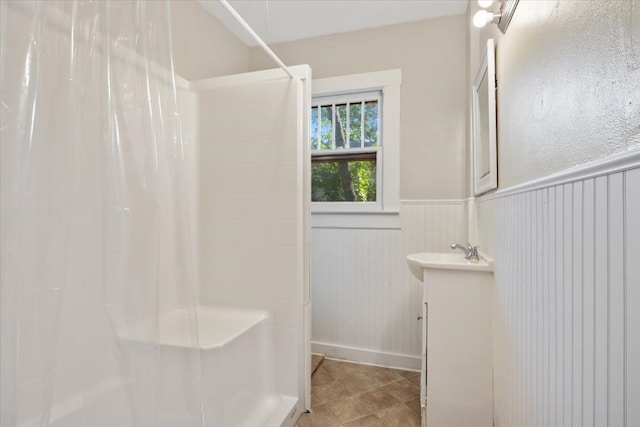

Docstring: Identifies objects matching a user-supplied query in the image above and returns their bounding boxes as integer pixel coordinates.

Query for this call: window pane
[349,103,362,148]
[311,106,318,150]
[320,106,333,150]
[311,158,376,202]
[335,104,347,148]
[364,101,378,147]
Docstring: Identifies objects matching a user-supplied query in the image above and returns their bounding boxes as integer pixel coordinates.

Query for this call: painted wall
[171,0,250,80]
[469,1,640,426]
[469,0,640,190]
[249,15,468,200]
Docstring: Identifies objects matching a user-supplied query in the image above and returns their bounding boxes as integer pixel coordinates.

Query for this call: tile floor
[295,358,421,426]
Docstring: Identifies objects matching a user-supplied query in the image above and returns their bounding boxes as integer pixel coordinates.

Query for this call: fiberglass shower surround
[0,1,310,426]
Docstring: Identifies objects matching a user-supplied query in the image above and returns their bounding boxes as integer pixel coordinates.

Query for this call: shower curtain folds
[0,1,203,426]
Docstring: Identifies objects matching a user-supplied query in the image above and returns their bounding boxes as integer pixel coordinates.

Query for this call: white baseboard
[311,341,421,371]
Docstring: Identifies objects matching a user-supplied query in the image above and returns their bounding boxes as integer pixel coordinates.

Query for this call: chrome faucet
[450,242,480,261]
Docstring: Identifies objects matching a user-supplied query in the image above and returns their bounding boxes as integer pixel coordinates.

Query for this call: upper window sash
[311,91,381,152]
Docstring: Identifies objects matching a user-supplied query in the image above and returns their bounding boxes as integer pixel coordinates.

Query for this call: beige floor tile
[311,367,335,388]
[404,397,422,415]
[356,388,401,412]
[358,364,405,386]
[304,358,424,426]
[313,380,354,404]
[296,404,342,427]
[390,368,421,379]
[407,373,421,386]
[382,379,421,403]
[325,396,372,424]
[376,403,422,427]
[341,371,381,395]
[311,391,328,408]
[343,414,387,427]
[321,359,362,380]
[311,354,325,374]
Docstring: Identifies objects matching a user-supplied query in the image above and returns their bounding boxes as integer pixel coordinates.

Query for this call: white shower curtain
[1,1,203,426]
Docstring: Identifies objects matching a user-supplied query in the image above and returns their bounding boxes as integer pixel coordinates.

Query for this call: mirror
[472,39,497,195]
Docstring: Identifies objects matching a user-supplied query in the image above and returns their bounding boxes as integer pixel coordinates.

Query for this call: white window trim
[311,69,401,229]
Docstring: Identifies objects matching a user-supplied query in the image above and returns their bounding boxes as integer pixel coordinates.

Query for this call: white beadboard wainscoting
[476,152,640,427]
[311,200,467,370]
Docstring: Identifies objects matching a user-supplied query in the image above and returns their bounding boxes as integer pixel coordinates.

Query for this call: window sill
[311,210,400,229]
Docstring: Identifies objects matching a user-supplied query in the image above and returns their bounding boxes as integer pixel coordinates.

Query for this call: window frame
[311,69,401,229]
[311,91,382,209]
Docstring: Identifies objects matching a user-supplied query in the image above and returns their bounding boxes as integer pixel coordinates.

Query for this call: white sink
[406,252,494,281]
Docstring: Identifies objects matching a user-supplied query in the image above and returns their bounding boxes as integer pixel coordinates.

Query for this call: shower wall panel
[192,67,310,402]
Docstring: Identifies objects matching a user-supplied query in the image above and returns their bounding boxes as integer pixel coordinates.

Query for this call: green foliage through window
[312,159,376,202]
[311,93,380,203]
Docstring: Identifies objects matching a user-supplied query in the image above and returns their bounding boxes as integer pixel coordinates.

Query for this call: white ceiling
[200,0,469,47]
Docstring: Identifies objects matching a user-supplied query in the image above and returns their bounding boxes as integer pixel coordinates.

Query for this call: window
[311,70,401,228]
[311,91,380,204]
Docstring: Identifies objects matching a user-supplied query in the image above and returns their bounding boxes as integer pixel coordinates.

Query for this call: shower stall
[0,1,310,426]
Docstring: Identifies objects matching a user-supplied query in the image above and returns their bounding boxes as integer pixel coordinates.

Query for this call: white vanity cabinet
[407,253,494,427]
